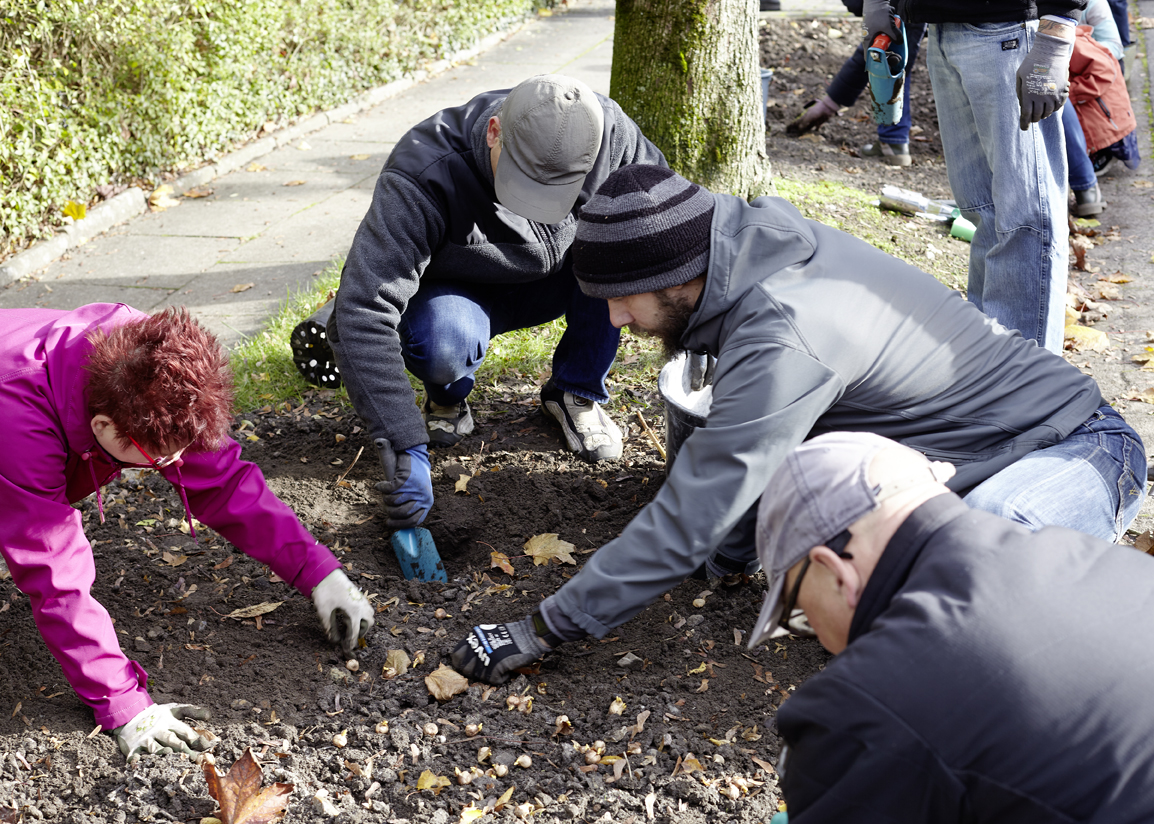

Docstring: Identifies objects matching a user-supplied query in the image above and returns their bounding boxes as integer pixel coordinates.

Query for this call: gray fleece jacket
[541,191,1102,639]
[329,90,665,451]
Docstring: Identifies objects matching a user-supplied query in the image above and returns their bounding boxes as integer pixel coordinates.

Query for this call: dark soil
[0,14,1148,824]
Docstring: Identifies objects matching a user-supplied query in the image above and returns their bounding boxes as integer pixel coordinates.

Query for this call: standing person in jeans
[864,0,1084,354]
[329,75,666,532]
[787,1,928,167]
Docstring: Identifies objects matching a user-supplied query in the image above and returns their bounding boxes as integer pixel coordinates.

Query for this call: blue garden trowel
[377,438,447,582]
[866,18,908,126]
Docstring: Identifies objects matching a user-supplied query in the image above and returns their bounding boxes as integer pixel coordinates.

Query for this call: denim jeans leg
[549,268,619,403]
[1062,103,1097,192]
[962,407,1147,541]
[398,281,491,406]
[926,21,1068,353]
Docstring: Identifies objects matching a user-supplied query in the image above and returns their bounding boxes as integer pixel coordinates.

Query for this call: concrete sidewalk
[0,0,846,345]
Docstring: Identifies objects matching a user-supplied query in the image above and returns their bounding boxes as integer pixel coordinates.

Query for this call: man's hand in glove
[1016,15,1076,130]
[451,614,559,685]
[312,569,375,656]
[113,703,214,764]
[375,439,433,529]
[862,0,900,46]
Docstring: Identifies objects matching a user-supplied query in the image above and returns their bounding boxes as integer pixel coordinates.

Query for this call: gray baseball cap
[747,432,954,649]
[494,74,605,225]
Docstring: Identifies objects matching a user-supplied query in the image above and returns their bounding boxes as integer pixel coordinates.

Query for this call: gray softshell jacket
[541,192,1102,639]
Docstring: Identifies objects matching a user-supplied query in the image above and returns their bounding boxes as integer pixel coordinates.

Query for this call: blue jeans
[964,406,1147,542]
[827,24,927,144]
[926,21,1069,353]
[397,269,619,406]
[1062,103,1097,193]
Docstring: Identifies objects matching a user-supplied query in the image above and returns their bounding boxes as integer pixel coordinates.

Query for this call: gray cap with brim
[494,74,604,225]
[747,432,952,650]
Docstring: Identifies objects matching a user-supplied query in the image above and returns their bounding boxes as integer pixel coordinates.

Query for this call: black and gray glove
[450,614,557,685]
[375,438,432,529]
[1016,15,1076,130]
[862,0,901,45]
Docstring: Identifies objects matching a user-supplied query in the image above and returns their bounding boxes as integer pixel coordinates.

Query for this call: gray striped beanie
[573,165,714,299]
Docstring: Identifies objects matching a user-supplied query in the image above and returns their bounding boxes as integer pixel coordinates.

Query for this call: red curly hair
[84,308,235,453]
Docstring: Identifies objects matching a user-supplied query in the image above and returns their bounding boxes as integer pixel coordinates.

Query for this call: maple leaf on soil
[426,663,469,701]
[203,748,293,824]
[523,533,577,566]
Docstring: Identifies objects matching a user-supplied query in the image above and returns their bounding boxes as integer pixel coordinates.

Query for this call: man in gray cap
[328,75,666,531]
[751,431,1154,822]
[449,164,1144,686]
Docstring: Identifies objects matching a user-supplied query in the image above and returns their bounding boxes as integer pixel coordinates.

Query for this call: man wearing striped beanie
[450,164,1143,685]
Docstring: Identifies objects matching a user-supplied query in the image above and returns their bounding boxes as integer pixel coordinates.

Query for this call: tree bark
[610,0,771,199]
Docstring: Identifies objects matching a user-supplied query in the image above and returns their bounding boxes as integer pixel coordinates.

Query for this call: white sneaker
[540,384,622,462]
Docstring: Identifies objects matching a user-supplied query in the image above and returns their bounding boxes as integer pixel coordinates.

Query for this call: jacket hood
[683,193,820,354]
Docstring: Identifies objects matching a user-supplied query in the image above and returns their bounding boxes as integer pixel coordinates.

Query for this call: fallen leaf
[490,551,514,575]
[148,185,181,211]
[245,162,268,172]
[1105,272,1133,283]
[162,550,188,567]
[63,200,87,220]
[417,770,450,792]
[1126,387,1154,404]
[459,805,485,823]
[350,153,371,161]
[523,533,577,566]
[184,186,214,198]
[694,679,709,693]
[214,556,235,570]
[231,283,255,293]
[681,755,704,773]
[633,709,650,734]
[1064,325,1109,353]
[455,475,471,494]
[202,748,292,824]
[494,784,516,810]
[1134,530,1154,554]
[1092,283,1122,301]
[425,664,469,701]
[382,649,411,679]
[284,180,307,187]
[752,756,777,774]
[225,602,283,621]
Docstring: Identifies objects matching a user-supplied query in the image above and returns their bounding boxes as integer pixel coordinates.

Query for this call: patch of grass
[775,176,968,292]
[229,259,666,413]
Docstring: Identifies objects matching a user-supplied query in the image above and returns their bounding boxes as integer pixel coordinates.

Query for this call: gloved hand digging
[1015,15,1076,130]
[312,569,375,656]
[375,438,433,529]
[451,614,560,685]
[113,703,214,764]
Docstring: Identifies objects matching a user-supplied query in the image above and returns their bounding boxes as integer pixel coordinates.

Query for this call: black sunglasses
[778,529,853,633]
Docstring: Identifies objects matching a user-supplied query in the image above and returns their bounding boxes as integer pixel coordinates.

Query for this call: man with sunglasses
[0,303,375,763]
[450,164,1145,687]
[751,431,1154,821]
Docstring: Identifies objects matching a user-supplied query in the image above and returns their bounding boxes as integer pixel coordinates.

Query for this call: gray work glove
[450,615,556,685]
[1015,15,1076,130]
[375,438,433,529]
[862,0,900,46]
[113,703,214,764]
[312,569,375,656]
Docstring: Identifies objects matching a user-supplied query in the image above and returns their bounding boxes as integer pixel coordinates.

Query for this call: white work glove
[312,569,375,656]
[113,703,213,763]
[1016,15,1076,130]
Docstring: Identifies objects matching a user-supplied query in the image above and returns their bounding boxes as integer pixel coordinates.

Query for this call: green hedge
[0,0,549,254]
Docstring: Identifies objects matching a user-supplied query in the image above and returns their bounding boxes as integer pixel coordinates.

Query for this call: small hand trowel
[866,16,908,126]
[377,438,447,582]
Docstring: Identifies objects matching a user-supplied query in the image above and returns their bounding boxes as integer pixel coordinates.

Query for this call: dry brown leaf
[214,556,235,570]
[245,162,268,172]
[426,664,469,701]
[1126,388,1154,405]
[382,649,411,679]
[202,748,292,824]
[752,756,777,774]
[184,186,214,198]
[148,185,181,211]
[1064,325,1109,353]
[455,474,471,494]
[494,783,516,811]
[231,283,255,293]
[694,679,709,693]
[0,809,20,824]
[523,533,577,566]
[284,180,306,187]
[1105,272,1133,283]
[349,153,371,160]
[417,770,450,795]
[162,550,188,567]
[633,709,650,734]
[225,602,283,621]
[1092,283,1122,301]
[490,551,514,575]
[1134,531,1154,554]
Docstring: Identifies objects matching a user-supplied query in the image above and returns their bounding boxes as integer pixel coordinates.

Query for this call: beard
[629,289,697,359]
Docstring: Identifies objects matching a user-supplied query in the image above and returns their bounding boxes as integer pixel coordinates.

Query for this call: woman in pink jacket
[0,303,374,762]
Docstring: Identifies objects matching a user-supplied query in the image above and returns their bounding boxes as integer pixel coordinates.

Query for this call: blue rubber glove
[375,439,432,528]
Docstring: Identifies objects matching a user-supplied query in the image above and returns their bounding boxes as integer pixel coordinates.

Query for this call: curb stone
[0,17,528,288]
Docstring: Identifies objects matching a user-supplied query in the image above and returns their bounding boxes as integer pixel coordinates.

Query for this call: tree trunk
[610,0,771,199]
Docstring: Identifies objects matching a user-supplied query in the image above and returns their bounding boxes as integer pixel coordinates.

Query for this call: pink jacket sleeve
[171,437,342,596]
[0,462,153,731]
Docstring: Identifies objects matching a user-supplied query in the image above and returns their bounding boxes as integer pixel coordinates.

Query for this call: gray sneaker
[1072,182,1106,217]
[540,384,623,463]
[861,141,912,167]
[423,397,474,446]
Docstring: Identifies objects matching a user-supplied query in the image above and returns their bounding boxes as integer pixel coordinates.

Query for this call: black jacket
[777,494,1154,822]
[895,0,1086,25]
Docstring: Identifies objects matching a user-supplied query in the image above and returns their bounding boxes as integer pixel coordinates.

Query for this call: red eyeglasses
[124,434,181,470]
